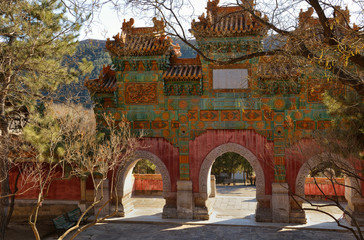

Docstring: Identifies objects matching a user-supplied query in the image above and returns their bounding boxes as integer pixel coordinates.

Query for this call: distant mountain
[57,39,111,107]
[173,38,197,58]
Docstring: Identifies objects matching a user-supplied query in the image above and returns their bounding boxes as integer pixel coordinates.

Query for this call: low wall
[132,176,346,198]
[305,177,345,197]
[11,200,79,222]
[131,175,345,198]
[133,174,163,195]
[9,169,81,201]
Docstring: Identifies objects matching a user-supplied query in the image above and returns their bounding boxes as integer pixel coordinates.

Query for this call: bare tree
[21,103,141,240]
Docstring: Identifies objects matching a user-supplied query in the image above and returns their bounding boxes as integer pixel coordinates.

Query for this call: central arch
[116,150,172,217]
[199,142,265,200]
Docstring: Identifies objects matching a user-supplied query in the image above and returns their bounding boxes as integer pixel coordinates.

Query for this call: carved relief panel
[125,83,158,104]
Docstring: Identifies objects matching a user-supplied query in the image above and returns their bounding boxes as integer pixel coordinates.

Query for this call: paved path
[123,184,346,225]
[213,184,345,222]
[8,185,357,240]
[56,222,355,240]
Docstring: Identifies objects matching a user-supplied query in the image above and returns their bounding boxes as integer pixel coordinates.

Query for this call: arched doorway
[211,152,257,219]
[116,150,173,218]
[295,152,361,225]
[198,143,265,220]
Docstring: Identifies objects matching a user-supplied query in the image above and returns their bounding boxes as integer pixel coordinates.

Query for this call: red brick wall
[189,129,274,194]
[9,166,81,200]
[137,138,180,192]
[305,177,345,196]
[133,174,163,191]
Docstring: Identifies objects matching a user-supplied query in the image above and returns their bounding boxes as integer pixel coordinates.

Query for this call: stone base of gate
[255,195,272,222]
[345,197,364,226]
[117,193,134,217]
[193,193,213,220]
[162,192,177,218]
[289,198,306,224]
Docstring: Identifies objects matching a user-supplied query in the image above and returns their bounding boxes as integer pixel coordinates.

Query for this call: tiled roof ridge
[84,65,117,93]
[163,56,202,81]
[105,18,179,56]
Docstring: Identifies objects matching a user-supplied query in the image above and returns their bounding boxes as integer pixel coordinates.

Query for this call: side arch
[199,142,265,199]
[295,152,360,199]
[117,150,172,198]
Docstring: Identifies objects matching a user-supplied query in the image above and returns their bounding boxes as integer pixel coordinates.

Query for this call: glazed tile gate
[85,0,363,224]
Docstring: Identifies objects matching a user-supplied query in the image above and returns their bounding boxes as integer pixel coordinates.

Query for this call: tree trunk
[7,169,20,226]
[0,161,9,240]
[0,114,10,240]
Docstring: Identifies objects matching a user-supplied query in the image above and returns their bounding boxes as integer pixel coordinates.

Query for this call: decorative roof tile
[84,65,117,93]
[163,56,202,81]
[191,0,267,38]
[163,65,202,81]
[106,18,180,57]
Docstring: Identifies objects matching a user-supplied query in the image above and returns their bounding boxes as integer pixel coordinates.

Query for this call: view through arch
[211,152,257,219]
[117,150,171,218]
[294,152,360,224]
[130,159,165,217]
[198,143,266,221]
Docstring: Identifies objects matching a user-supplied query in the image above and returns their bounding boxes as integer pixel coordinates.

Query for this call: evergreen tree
[133,159,157,174]
[212,152,253,185]
[0,1,85,238]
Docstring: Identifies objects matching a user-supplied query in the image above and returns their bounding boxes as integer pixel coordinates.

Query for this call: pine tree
[0,1,84,238]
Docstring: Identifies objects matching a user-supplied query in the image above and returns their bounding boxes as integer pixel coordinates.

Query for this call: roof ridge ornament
[191,0,267,38]
[106,17,175,57]
[121,17,165,37]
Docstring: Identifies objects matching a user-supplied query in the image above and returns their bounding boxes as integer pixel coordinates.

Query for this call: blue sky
[79,1,207,40]
[79,0,362,41]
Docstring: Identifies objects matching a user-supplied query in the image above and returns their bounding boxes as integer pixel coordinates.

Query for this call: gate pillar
[345,197,364,226]
[177,180,194,219]
[345,177,364,226]
[271,182,290,223]
[162,192,177,218]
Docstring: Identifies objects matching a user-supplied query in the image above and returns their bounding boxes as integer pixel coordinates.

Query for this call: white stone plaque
[213,69,249,89]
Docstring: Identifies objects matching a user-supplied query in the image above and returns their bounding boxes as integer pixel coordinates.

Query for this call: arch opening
[116,150,174,218]
[199,143,265,199]
[210,152,257,218]
[294,152,361,224]
[196,143,267,220]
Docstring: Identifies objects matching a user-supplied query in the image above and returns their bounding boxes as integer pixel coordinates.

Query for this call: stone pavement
[45,184,358,240]
[109,187,347,231]
[11,184,358,240]
[55,222,355,240]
